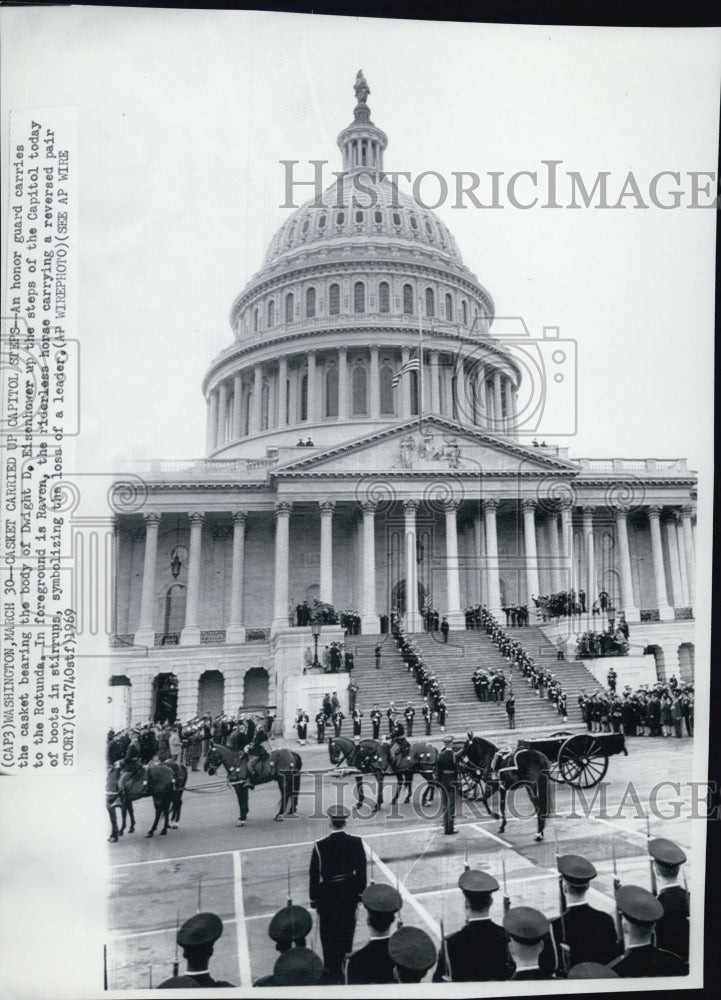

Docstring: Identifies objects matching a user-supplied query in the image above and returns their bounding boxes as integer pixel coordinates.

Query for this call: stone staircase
[346,626,600,736]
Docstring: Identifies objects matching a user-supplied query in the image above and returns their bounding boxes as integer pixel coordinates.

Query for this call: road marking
[468,822,512,848]
[112,848,234,869]
[233,851,252,988]
[365,844,441,940]
[111,919,238,941]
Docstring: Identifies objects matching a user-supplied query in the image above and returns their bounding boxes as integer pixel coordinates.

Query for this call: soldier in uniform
[403,702,415,737]
[436,734,458,835]
[609,886,687,977]
[258,947,334,986]
[309,804,367,979]
[157,912,234,988]
[370,704,382,740]
[551,855,619,973]
[332,707,345,737]
[245,725,270,788]
[351,707,363,737]
[504,907,553,980]
[433,869,510,982]
[386,702,396,735]
[422,699,432,736]
[388,926,437,983]
[437,695,447,732]
[295,708,309,745]
[345,884,402,984]
[649,838,689,962]
[315,709,326,743]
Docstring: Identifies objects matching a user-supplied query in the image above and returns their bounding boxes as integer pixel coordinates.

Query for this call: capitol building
[108,75,697,732]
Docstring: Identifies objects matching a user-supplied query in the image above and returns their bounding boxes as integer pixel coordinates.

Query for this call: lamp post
[311,619,321,669]
[607,605,616,631]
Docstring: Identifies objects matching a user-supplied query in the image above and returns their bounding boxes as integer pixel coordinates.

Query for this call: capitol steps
[347,628,600,737]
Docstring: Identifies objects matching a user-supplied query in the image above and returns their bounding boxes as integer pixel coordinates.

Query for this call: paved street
[107,735,696,989]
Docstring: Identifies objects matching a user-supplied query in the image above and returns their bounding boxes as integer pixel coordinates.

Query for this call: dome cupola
[336,70,388,174]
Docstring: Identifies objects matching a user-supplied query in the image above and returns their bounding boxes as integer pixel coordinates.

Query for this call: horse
[474,742,551,841]
[204,741,302,823]
[106,765,130,841]
[327,737,437,810]
[114,761,181,838]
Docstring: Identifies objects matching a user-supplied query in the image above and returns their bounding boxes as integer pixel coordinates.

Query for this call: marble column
[504,378,513,434]
[522,500,540,604]
[483,499,502,613]
[251,364,263,434]
[135,513,161,646]
[648,506,673,620]
[288,367,298,426]
[474,513,485,605]
[271,502,293,632]
[680,505,695,605]
[216,381,228,447]
[226,511,247,643]
[582,507,596,608]
[493,370,503,432]
[276,359,287,427]
[361,502,380,633]
[613,507,639,621]
[306,352,316,424]
[338,347,348,419]
[369,346,380,419]
[663,514,683,609]
[443,500,464,627]
[547,510,563,592]
[404,500,422,632]
[206,390,218,454]
[674,512,690,606]
[319,501,335,604]
[430,352,440,413]
[559,500,574,594]
[232,373,243,439]
[180,512,205,645]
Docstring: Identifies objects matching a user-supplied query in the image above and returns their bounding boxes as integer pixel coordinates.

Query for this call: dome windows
[374,210,383,224]
[302,219,310,235]
[285,292,295,324]
[253,307,259,332]
[425,287,435,318]
[355,210,364,224]
[380,363,395,415]
[403,284,414,315]
[392,212,401,226]
[306,287,316,319]
[267,299,275,328]
[461,299,468,326]
[444,293,453,322]
[352,364,368,415]
[325,365,339,418]
[378,281,390,314]
[409,213,418,230]
[336,211,345,225]
[318,213,327,229]
[354,282,366,314]
[329,283,340,316]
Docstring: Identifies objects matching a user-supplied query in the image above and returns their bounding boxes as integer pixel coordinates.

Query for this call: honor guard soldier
[370,704,382,740]
[261,947,334,986]
[436,735,458,835]
[433,870,510,982]
[551,855,618,973]
[505,907,553,980]
[309,804,367,980]
[609,886,688,977]
[352,707,363,737]
[253,905,315,985]
[157,912,234,988]
[345,884,403,984]
[648,838,689,962]
[388,926,437,984]
[422,699,431,736]
[315,709,326,743]
[403,702,415,737]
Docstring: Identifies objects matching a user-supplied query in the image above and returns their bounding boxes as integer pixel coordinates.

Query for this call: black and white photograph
[0,6,718,997]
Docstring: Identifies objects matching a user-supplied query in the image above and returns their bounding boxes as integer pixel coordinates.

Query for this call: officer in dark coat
[551,855,619,973]
[505,907,554,980]
[403,703,415,737]
[309,804,367,979]
[433,870,510,982]
[422,700,431,736]
[388,927,436,983]
[157,912,234,988]
[436,735,458,835]
[370,705,382,740]
[345,884,402,984]
[609,885,687,977]
[649,838,689,961]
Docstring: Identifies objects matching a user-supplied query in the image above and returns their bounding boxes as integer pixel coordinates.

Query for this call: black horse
[113,760,186,838]
[457,736,551,841]
[327,737,437,810]
[204,741,302,823]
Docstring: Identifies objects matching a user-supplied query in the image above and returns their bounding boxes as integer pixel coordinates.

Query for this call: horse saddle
[118,766,149,798]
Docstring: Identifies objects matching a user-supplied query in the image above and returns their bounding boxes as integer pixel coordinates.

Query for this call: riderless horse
[327,736,437,811]
[455,735,551,840]
[109,759,187,839]
[204,741,302,824]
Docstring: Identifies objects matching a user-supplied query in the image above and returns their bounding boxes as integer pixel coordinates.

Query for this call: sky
[2,8,719,482]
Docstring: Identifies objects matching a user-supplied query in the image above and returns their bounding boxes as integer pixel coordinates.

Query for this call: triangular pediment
[274,418,580,477]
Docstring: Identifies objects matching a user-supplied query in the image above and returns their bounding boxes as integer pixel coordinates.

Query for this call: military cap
[568,962,619,979]
[361,883,402,913]
[388,926,436,972]
[558,854,598,884]
[272,946,325,985]
[268,904,312,944]
[458,869,499,894]
[649,837,687,867]
[326,804,350,820]
[177,912,223,948]
[443,734,454,744]
[503,906,550,943]
[616,885,664,923]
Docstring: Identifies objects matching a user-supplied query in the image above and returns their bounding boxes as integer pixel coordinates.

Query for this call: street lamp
[311,619,322,669]
[607,605,616,630]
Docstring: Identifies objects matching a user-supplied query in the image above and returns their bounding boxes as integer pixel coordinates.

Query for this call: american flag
[391,357,420,388]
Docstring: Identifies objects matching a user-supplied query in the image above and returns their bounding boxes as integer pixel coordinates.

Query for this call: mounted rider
[119,728,147,793]
[245,724,270,788]
[386,721,410,766]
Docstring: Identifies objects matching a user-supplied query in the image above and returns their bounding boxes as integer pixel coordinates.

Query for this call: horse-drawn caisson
[327,735,438,811]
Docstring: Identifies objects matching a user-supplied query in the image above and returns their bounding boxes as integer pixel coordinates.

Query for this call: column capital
[403,499,418,515]
[232,510,247,525]
[188,511,205,526]
[275,501,293,518]
[521,498,537,512]
[319,501,336,514]
[442,499,459,513]
[482,498,499,512]
[647,505,663,519]
[612,505,630,520]
[143,512,162,527]
[360,500,377,515]
[680,504,694,517]
[558,497,575,511]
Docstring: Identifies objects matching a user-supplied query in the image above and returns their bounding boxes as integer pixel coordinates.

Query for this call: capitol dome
[202,72,519,459]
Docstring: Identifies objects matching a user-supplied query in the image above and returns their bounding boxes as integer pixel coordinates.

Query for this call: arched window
[352,364,368,415]
[374,210,383,224]
[261,382,270,431]
[326,366,339,418]
[306,287,316,319]
[380,363,395,415]
[410,370,419,415]
[355,210,364,223]
[329,283,340,315]
[425,288,435,317]
[285,292,294,324]
[409,213,418,230]
[445,293,453,321]
[318,213,327,229]
[336,211,345,225]
[164,584,186,635]
[253,307,259,332]
[461,299,468,326]
[267,299,275,328]
[300,373,308,422]
[354,282,365,314]
[379,281,390,314]
[393,212,401,226]
[403,284,414,314]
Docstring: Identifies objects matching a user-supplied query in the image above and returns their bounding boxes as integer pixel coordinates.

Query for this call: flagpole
[418,293,424,431]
